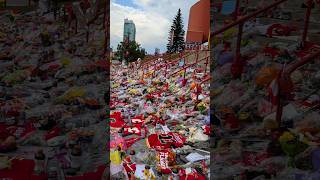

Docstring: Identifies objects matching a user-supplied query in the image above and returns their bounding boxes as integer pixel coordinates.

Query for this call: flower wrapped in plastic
[278,131,309,167]
[196,101,207,114]
[0,156,11,170]
[54,87,86,104]
[2,70,30,85]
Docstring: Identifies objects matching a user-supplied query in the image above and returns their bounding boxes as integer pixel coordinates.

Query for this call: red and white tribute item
[110,100,128,109]
[268,78,279,105]
[44,126,61,140]
[178,168,206,180]
[202,125,210,136]
[123,124,142,136]
[146,132,186,150]
[301,95,320,108]
[131,115,145,125]
[124,137,141,149]
[242,152,270,167]
[110,112,125,128]
[149,114,166,126]
[157,150,172,174]
[123,156,136,175]
[295,42,320,59]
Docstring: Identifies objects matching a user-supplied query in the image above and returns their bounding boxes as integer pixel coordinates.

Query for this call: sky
[110,0,198,54]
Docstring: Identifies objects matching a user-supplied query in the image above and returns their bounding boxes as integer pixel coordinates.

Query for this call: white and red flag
[268,78,279,105]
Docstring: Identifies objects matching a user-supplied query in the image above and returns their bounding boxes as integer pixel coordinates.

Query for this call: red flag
[123,156,136,175]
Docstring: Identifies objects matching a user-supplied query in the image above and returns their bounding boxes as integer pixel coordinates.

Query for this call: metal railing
[212,0,320,124]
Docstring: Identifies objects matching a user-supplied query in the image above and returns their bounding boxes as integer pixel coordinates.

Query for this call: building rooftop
[124,18,134,24]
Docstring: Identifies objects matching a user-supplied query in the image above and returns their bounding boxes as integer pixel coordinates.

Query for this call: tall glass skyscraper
[123,18,136,42]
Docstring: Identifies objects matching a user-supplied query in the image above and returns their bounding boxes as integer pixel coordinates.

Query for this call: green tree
[115,41,146,62]
[167,9,185,53]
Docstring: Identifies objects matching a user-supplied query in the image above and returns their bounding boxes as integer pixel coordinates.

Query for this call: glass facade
[123,19,136,42]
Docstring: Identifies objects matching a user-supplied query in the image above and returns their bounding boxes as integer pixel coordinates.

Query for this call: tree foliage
[167,9,185,53]
[115,41,146,62]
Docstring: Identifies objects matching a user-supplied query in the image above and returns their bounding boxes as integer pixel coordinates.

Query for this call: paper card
[135,164,155,179]
[198,94,204,100]
[186,167,192,174]
[161,125,171,133]
[111,164,123,175]
[186,152,207,162]
[179,60,184,67]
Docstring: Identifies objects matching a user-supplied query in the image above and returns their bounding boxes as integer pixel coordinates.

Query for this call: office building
[123,18,136,42]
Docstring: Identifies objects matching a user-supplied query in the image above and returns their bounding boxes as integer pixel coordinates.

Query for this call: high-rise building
[123,18,136,42]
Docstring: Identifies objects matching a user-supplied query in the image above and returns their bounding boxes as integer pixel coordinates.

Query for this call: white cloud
[110,0,198,54]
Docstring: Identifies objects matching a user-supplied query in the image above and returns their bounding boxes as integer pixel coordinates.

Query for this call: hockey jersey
[157,150,172,174]
[146,132,186,150]
[122,124,146,137]
[110,112,125,128]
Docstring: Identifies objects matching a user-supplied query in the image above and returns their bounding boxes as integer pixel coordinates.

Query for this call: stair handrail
[276,49,320,123]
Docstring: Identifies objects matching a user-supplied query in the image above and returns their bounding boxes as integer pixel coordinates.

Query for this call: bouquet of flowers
[278,131,309,167]
[0,156,11,170]
[196,102,207,114]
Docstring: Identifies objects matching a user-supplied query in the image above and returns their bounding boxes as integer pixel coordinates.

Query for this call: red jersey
[110,112,125,128]
[123,124,142,136]
[157,150,172,174]
[131,115,145,125]
[146,132,186,150]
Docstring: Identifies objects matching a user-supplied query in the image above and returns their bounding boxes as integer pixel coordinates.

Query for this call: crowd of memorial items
[211,0,320,179]
[0,1,108,178]
[110,50,211,179]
